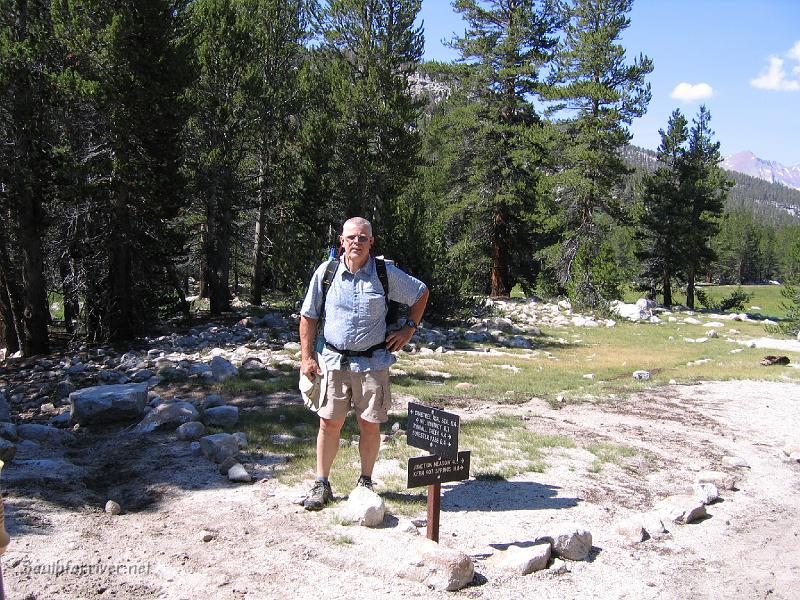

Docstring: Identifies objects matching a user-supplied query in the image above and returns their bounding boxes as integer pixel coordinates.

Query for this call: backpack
[320,257,402,328]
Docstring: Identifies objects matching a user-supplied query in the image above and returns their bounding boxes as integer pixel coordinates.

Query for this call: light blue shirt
[300,256,427,372]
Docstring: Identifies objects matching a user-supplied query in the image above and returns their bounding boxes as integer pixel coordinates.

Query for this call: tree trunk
[490,205,510,297]
[10,0,49,355]
[106,180,133,340]
[250,172,269,306]
[686,264,696,309]
[205,182,232,314]
[59,254,79,333]
[662,266,672,307]
[0,265,22,354]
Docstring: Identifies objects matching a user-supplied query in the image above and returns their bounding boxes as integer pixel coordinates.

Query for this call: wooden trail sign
[407,451,471,488]
[405,403,469,542]
[406,402,459,459]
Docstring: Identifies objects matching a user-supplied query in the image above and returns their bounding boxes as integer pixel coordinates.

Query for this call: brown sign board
[407,451,471,488]
[406,402,459,459]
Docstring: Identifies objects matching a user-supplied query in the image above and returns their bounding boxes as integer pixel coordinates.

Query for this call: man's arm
[386,286,429,352]
[299,315,321,379]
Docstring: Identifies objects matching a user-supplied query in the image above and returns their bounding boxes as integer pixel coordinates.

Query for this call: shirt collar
[340,255,374,277]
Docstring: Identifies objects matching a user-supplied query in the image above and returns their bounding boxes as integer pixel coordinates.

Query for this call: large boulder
[69,383,148,425]
[209,356,238,381]
[199,433,240,463]
[541,523,593,561]
[400,538,474,591]
[204,405,239,428]
[337,486,385,527]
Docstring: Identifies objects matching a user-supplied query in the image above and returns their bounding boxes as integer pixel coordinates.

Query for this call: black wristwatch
[404,318,417,330]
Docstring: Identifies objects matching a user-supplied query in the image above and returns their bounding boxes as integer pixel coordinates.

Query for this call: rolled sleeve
[300,262,329,319]
[386,262,427,306]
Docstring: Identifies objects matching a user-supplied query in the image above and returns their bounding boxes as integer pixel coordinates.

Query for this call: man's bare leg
[316,416,345,477]
[357,417,381,478]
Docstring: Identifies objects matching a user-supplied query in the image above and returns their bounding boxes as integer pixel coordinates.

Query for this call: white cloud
[750,41,800,92]
[789,41,800,61]
[670,82,714,102]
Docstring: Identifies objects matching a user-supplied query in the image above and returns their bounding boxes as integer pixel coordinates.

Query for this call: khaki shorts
[318,368,391,423]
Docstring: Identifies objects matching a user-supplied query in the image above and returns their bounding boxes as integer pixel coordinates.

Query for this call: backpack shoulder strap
[375,257,389,307]
[320,259,339,320]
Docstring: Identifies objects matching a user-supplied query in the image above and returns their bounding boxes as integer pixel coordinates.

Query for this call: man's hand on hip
[386,327,415,352]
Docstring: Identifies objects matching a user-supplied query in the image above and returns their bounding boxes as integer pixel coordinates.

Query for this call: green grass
[623,284,790,319]
[586,442,638,472]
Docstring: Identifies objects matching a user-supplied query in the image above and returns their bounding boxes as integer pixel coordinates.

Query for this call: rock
[209,356,238,381]
[632,370,651,381]
[684,317,702,325]
[493,543,551,575]
[261,313,288,328]
[199,433,240,463]
[0,439,16,463]
[542,523,592,561]
[232,431,247,448]
[227,463,252,483]
[130,369,154,383]
[399,538,474,591]
[722,456,750,469]
[204,405,239,428]
[189,441,202,456]
[218,456,239,475]
[611,301,646,321]
[653,494,707,524]
[706,330,718,338]
[69,383,148,425]
[692,482,720,505]
[640,512,666,536]
[782,442,800,456]
[338,485,385,527]
[0,393,10,422]
[454,382,472,390]
[0,423,18,441]
[615,516,646,543]
[201,394,226,410]
[54,380,76,401]
[548,558,569,575]
[49,412,71,428]
[135,401,199,433]
[17,423,75,444]
[176,421,206,441]
[105,500,122,515]
[201,531,216,543]
[695,470,736,491]
[703,322,724,328]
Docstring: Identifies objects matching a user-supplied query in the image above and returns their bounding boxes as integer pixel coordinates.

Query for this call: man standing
[299,217,428,511]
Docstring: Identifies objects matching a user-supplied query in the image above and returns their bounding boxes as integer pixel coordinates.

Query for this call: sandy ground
[2,380,800,600]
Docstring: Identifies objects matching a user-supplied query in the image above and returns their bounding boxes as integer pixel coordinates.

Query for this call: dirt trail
[2,380,799,600]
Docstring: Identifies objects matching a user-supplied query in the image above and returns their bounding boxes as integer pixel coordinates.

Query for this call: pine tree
[547,0,652,306]
[447,0,561,297]
[682,105,730,308]
[319,0,424,240]
[637,109,689,306]
[0,0,55,355]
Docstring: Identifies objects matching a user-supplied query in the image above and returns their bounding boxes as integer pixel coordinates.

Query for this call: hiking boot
[356,475,374,491]
[303,480,332,511]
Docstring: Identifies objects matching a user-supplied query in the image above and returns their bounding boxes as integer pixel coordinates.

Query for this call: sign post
[406,403,470,542]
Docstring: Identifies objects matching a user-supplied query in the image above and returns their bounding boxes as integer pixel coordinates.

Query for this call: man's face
[340,223,373,262]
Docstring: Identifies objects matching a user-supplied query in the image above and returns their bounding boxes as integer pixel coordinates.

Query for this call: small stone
[105,500,122,515]
[494,543,551,575]
[654,494,707,524]
[338,486,385,527]
[204,405,239,428]
[542,523,592,561]
[219,455,240,475]
[0,439,16,463]
[176,421,206,441]
[692,482,720,505]
[640,512,666,536]
[227,463,252,483]
[695,470,736,491]
[399,538,474,591]
[202,394,226,410]
[548,558,569,575]
[615,516,646,543]
[232,431,247,448]
[632,370,651,381]
[722,456,749,469]
[201,531,216,543]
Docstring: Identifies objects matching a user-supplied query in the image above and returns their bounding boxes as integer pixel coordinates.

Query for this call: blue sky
[416,1,800,166]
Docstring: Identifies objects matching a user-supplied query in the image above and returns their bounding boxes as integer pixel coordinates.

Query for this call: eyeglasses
[343,234,370,243]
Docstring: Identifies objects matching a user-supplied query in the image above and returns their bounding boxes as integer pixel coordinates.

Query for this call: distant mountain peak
[722,151,800,191]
